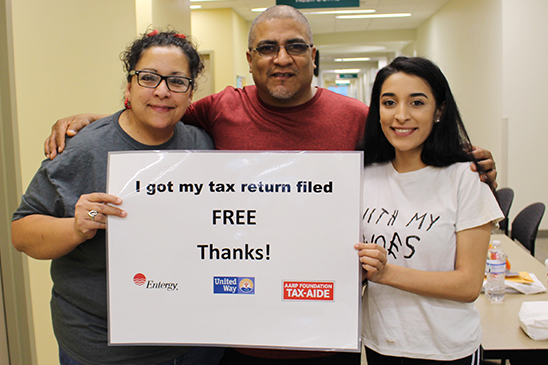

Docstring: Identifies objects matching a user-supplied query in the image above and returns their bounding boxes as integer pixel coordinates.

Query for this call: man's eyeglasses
[250,43,313,57]
[129,70,193,93]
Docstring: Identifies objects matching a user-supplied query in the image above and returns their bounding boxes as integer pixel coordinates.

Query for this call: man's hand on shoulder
[471,145,498,190]
[45,114,108,159]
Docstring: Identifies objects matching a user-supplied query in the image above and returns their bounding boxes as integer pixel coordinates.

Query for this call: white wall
[191,9,251,92]
[410,0,547,229]
[502,0,548,230]
[10,2,136,363]
[7,1,191,364]
[413,0,503,171]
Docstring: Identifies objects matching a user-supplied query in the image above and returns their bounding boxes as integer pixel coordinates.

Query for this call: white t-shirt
[361,162,503,360]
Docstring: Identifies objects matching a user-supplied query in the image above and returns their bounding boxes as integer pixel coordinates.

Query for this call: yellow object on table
[506,272,535,284]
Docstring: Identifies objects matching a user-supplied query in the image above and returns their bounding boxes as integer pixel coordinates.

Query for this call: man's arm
[45,114,107,159]
[44,91,218,159]
[43,106,204,160]
[471,145,498,190]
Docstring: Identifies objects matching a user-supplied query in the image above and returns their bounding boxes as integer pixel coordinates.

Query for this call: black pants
[365,347,481,365]
[220,348,361,365]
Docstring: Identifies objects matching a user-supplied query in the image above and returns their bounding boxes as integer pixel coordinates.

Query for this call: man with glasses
[43,5,497,364]
[46,5,368,155]
[45,5,496,181]
[184,5,368,154]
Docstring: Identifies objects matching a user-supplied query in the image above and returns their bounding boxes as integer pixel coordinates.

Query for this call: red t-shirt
[184,85,368,151]
[183,85,368,359]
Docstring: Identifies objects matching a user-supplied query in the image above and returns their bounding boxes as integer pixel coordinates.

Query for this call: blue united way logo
[214,277,255,295]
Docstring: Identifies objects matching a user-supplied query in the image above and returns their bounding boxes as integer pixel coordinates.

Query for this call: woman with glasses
[11,30,223,365]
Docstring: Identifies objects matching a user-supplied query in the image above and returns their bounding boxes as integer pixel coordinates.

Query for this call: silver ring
[88,210,98,221]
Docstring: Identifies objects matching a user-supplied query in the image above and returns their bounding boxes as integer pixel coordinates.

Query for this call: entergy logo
[133,273,146,286]
[132,273,179,291]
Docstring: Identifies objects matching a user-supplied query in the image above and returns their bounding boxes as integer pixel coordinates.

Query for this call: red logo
[133,273,146,286]
[283,281,334,301]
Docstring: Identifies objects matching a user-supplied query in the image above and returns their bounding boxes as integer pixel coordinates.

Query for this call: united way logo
[214,276,255,294]
[133,273,146,286]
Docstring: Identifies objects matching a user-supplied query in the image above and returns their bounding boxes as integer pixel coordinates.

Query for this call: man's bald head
[248,5,313,48]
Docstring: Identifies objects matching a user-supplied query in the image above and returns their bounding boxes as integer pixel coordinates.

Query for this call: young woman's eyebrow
[381,92,429,98]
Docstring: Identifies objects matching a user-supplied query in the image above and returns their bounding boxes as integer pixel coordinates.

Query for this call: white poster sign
[107,151,363,351]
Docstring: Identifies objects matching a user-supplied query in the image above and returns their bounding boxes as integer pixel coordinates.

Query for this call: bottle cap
[492,240,501,246]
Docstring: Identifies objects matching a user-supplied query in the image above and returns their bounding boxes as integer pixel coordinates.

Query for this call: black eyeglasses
[129,70,193,93]
[250,43,313,57]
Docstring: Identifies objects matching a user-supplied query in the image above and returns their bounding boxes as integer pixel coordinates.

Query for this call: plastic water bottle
[485,240,506,303]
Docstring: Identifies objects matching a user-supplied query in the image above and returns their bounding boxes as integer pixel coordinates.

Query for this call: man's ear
[246,51,253,73]
[311,47,317,70]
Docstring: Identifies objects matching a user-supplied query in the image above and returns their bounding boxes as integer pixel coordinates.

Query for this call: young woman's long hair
[363,57,474,168]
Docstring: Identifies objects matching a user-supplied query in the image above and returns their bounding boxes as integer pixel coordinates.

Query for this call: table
[477,234,548,359]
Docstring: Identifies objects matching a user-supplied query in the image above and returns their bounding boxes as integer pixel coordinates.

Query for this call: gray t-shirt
[13,111,214,365]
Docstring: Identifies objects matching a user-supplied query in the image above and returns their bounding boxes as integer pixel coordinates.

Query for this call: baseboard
[538,230,548,238]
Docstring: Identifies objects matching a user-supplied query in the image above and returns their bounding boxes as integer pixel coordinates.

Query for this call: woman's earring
[124,98,131,109]
[435,118,440,123]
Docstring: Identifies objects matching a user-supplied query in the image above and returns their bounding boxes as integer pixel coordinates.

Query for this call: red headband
[146,29,186,39]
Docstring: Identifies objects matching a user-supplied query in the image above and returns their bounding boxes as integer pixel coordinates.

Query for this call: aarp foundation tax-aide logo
[283,281,334,301]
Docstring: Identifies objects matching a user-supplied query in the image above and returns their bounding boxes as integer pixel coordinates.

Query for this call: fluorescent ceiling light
[190,5,202,9]
[304,9,375,15]
[334,69,360,73]
[336,80,351,85]
[335,57,371,62]
[337,13,411,19]
[252,8,268,12]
